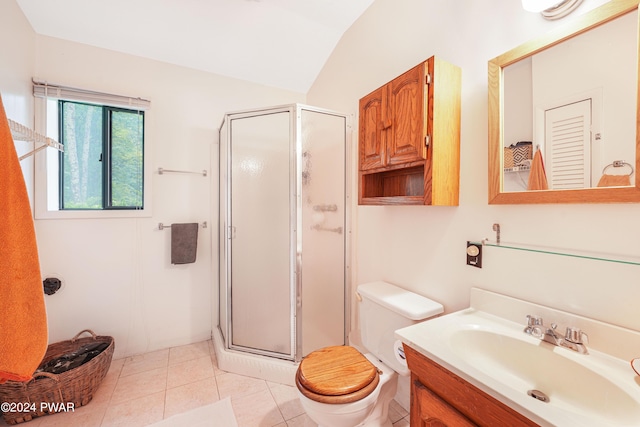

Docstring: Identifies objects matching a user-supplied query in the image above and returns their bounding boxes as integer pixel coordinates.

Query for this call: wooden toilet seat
[296,346,380,404]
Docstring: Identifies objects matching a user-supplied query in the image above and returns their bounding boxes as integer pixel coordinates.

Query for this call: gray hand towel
[171,223,199,264]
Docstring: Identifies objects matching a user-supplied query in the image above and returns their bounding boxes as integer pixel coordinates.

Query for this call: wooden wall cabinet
[403,344,540,427]
[358,56,461,205]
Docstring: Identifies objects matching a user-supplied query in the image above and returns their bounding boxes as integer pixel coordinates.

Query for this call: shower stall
[216,104,349,379]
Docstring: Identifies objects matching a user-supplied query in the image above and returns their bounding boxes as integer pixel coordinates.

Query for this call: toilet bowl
[296,348,397,427]
[295,281,444,427]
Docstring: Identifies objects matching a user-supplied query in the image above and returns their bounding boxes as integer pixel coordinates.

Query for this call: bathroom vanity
[395,288,640,427]
[403,344,537,426]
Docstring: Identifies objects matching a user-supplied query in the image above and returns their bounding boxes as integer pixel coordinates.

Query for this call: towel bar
[158,167,207,177]
[158,222,207,230]
[602,160,634,176]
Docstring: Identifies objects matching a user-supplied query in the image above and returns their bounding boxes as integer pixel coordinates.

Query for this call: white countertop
[394,288,640,427]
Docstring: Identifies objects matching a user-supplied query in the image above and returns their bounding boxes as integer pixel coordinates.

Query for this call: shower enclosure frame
[218,103,351,363]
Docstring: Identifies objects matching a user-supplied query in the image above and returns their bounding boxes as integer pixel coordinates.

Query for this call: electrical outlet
[466,241,482,268]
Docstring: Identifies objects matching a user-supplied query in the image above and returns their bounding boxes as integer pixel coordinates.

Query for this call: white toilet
[296,281,443,427]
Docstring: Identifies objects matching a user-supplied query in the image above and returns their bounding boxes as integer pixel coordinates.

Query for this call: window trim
[33,83,152,220]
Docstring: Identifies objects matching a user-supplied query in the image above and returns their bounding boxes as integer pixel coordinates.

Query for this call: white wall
[0,0,36,204]
[1,0,305,359]
[0,1,34,122]
[308,0,640,335]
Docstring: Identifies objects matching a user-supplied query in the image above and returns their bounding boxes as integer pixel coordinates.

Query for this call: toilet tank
[357,281,443,376]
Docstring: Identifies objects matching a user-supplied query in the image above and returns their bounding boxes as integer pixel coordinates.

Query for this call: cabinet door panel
[387,63,426,166]
[359,87,386,170]
[412,376,476,427]
[357,56,460,205]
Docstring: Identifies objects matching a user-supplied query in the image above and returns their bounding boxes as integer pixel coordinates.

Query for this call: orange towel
[527,149,549,191]
[597,174,631,187]
[0,95,48,383]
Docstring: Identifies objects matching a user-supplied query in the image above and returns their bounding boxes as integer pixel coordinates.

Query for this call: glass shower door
[299,108,347,356]
[228,111,295,359]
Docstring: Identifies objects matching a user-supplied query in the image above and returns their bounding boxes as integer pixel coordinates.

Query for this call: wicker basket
[504,141,533,169]
[0,330,114,425]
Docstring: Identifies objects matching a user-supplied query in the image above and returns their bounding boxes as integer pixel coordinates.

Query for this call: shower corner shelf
[504,165,531,173]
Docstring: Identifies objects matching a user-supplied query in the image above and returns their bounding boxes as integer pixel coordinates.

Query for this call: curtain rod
[32,80,151,110]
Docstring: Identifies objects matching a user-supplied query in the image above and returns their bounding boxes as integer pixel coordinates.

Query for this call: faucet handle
[526,315,543,327]
[524,315,544,338]
[565,326,588,344]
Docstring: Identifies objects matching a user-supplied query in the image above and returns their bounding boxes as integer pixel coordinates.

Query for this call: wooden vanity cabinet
[403,344,539,427]
[358,56,461,205]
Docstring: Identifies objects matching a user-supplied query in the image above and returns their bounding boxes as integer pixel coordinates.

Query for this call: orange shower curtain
[0,95,48,383]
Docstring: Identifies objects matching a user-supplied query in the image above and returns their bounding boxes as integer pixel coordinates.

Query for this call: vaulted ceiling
[16,0,374,93]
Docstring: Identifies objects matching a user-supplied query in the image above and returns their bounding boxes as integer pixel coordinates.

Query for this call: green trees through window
[60,101,144,210]
[111,110,144,208]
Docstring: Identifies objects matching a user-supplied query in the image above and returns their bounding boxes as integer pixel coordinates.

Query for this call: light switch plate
[466,241,482,268]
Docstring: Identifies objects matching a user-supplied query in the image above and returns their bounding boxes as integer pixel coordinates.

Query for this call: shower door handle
[295,252,302,309]
[227,226,236,239]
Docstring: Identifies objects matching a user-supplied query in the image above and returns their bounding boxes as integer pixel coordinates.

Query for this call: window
[59,101,144,210]
[33,82,151,219]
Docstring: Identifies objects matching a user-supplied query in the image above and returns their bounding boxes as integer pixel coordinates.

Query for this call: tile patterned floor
[1,340,410,427]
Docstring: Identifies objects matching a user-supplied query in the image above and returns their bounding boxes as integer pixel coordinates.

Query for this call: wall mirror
[488,0,640,204]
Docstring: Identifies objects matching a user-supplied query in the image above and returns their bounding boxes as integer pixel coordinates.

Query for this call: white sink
[395,289,640,427]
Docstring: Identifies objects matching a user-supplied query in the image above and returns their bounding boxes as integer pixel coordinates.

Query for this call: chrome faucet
[542,323,563,346]
[562,326,589,354]
[523,315,589,354]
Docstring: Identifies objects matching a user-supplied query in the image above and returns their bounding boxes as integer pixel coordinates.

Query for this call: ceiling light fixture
[521,0,562,12]
[521,0,584,19]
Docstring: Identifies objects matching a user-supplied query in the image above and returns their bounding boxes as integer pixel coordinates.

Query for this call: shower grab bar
[158,167,207,177]
[311,224,343,234]
[158,222,207,230]
[313,204,338,212]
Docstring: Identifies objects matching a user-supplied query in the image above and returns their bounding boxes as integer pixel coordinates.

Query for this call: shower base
[212,328,297,386]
